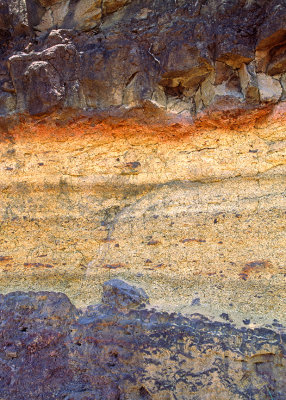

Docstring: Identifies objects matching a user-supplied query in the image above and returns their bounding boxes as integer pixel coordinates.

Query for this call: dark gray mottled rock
[0,0,285,118]
[0,281,285,399]
[102,278,149,309]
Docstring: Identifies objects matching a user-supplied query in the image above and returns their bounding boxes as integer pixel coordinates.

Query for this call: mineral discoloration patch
[23,262,54,268]
[239,260,273,281]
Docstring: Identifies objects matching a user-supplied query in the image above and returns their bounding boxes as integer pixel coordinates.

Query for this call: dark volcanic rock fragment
[102,278,149,309]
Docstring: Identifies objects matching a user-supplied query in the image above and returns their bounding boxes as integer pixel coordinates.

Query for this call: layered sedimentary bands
[0,0,286,398]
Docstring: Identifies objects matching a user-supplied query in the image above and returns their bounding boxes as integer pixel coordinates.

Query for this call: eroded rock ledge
[0,3,286,398]
[0,280,285,400]
[0,0,286,120]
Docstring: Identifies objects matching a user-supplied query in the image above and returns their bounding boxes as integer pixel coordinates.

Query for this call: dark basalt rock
[0,281,285,399]
[102,279,149,309]
[0,0,285,119]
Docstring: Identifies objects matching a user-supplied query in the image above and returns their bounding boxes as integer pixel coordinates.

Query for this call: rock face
[0,0,286,118]
[0,281,285,400]
[0,2,286,398]
[1,115,286,327]
[102,278,149,309]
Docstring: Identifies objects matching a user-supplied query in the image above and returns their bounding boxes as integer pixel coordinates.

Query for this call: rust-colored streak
[1,102,285,144]
[239,260,273,280]
[0,256,13,262]
[24,263,54,269]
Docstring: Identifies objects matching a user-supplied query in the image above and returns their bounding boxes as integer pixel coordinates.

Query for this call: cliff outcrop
[1,280,285,400]
[0,1,286,398]
[0,0,286,119]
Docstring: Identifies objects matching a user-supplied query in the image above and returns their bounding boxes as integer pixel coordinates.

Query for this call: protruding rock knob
[102,279,149,310]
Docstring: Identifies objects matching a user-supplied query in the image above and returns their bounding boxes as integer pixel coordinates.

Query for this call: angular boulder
[257,72,282,103]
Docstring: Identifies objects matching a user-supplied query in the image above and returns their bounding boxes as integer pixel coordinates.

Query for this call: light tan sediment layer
[0,109,286,326]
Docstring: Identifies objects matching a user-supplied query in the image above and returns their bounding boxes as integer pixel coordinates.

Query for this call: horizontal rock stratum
[0,0,286,398]
[0,0,286,118]
[1,114,286,327]
[0,280,285,400]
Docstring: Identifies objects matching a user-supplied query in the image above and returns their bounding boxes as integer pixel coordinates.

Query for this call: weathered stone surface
[0,0,285,117]
[0,113,286,328]
[268,45,286,76]
[0,91,16,115]
[0,2,285,398]
[9,43,80,114]
[102,0,131,15]
[24,60,64,114]
[281,73,286,100]
[34,0,70,33]
[102,279,149,309]
[256,1,286,51]
[37,0,64,6]
[257,73,282,103]
[239,63,260,104]
[74,0,102,31]
[0,284,285,400]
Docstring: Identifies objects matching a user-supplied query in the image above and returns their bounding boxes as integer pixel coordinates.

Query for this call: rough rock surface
[0,2,286,398]
[0,281,285,400]
[1,113,286,328]
[0,0,286,118]
[102,278,149,309]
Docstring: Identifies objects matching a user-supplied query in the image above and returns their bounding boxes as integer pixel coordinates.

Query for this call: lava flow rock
[0,280,285,400]
[0,0,286,119]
